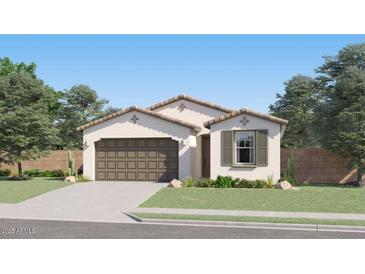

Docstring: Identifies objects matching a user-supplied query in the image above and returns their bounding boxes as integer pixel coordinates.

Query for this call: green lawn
[132,212,365,227]
[140,185,365,213]
[0,177,72,203]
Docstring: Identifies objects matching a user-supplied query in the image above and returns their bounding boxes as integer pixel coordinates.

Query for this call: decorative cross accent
[178,103,186,112]
[240,116,250,127]
[131,114,139,124]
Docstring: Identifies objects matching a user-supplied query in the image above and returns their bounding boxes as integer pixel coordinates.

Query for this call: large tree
[0,57,62,122]
[0,72,60,176]
[57,85,108,149]
[313,43,365,183]
[269,74,318,148]
[0,57,37,77]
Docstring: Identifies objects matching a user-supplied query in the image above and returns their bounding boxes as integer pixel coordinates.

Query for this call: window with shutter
[221,131,232,166]
[256,129,268,166]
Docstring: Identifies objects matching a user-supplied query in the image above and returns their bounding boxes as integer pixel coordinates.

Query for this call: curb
[125,212,365,233]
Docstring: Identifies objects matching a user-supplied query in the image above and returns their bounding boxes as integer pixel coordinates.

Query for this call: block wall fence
[0,149,357,183]
[281,148,356,183]
[0,150,83,175]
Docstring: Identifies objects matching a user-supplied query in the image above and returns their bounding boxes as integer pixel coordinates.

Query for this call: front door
[201,136,211,178]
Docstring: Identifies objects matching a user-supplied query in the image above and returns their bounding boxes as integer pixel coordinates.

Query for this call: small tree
[0,72,60,177]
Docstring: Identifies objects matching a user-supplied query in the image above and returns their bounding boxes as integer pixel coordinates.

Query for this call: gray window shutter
[221,131,233,166]
[256,129,268,166]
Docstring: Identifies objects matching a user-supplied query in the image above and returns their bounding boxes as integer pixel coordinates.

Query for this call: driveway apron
[0,181,167,223]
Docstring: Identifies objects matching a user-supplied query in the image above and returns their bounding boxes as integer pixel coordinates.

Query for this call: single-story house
[77,95,288,182]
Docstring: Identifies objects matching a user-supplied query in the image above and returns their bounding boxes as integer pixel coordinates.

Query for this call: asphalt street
[0,218,364,239]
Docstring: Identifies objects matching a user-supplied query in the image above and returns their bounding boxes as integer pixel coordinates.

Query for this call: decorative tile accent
[240,116,250,127]
[131,114,139,124]
[178,103,186,112]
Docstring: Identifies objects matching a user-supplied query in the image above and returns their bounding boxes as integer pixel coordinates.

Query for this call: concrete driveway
[0,181,167,223]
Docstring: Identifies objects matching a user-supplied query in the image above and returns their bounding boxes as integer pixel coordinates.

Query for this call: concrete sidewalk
[133,207,365,221]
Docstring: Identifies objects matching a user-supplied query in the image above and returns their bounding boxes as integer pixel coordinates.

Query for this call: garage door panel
[127,140,135,147]
[107,172,116,180]
[117,140,126,148]
[117,151,126,158]
[107,151,116,158]
[158,161,167,169]
[127,161,136,169]
[97,161,106,169]
[127,172,136,180]
[137,161,146,169]
[107,161,116,169]
[147,139,157,148]
[96,138,178,182]
[148,151,157,158]
[137,172,147,180]
[158,151,167,158]
[117,161,126,169]
[117,172,126,180]
[127,151,136,158]
[96,151,106,158]
[137,151,146,158]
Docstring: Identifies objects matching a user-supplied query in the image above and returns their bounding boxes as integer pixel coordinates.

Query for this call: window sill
[231,164,257,168]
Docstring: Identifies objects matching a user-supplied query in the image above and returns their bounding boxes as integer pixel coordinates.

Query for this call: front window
[235,131,255,164]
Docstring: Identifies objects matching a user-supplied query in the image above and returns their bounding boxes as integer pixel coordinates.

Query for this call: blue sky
[0,35,364,112]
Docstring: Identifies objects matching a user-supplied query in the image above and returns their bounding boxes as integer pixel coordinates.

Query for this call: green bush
[42,170,53,177]
[265,175,274,189]
[182,176,195,187]
[24,169,43,177]
[24,169,65,177]
[0,169,11,176]
[195,178,214,188]
[51,169,65,177]
[76,175,90,182]
[214,176,234,188]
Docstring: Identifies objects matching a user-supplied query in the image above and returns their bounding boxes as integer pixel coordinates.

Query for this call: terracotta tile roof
[148,94,234,113]
[76,106,201,132]
[204,108,289,128]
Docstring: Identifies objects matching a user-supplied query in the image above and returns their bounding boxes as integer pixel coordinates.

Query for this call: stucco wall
[153,99,226,135]
[82,111,196,180]
[210,114,282,182]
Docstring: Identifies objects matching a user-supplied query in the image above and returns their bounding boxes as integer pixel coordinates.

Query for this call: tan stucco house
[77,95,288,182]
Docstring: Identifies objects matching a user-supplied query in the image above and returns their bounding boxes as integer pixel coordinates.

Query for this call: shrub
[42,170,53,177]
[214,176,234,188]
[76,175,90,182]
[0,169,11,176]
[24,169,66,177]
[265,175,274,188]
[182,176,195,187]
[195,178,214,188]
[235,178,253,188]
[253,179,266,188]
[51,169,65,177]
[24,169,43,177]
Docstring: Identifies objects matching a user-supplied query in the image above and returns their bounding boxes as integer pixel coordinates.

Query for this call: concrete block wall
[0,150,83,175]
[281,148,357,183]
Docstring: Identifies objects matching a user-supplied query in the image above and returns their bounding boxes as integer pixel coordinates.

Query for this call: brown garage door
[95,138,178,182]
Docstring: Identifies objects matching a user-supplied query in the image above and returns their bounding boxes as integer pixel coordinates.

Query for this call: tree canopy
[0,72,60,176]
[56,85,108,149]
[313,44,365,181]
[269,74,318,148]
